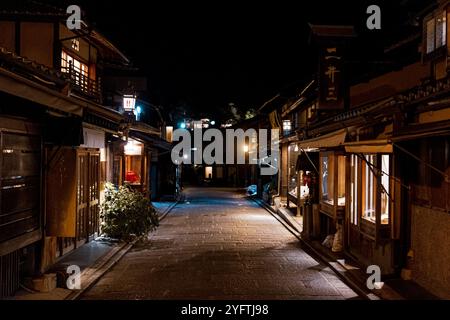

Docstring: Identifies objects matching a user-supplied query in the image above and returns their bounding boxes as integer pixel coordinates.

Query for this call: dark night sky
[43,0,430,119]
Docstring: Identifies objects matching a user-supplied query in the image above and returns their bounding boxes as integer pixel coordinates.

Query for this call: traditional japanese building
[270,1,450,299]
[0,1,174,298]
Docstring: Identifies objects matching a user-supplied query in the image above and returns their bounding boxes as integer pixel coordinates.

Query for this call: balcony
[62,66,102,103]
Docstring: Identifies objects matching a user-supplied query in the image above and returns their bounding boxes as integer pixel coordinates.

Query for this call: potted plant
[100,183,159,240]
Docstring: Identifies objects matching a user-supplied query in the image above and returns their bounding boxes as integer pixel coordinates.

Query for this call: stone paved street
[82,188,360,300]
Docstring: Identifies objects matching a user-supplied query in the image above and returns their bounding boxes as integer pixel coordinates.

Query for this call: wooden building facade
[270,2,450,298]
[0,2,173,298]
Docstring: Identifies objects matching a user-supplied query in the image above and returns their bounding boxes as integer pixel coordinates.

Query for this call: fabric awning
[297,128,347,150]
[344,139,393,153]
[0,67,83,116]
[80,126,105,149]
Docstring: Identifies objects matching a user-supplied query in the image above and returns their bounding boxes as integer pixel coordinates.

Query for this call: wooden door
[88,153,100,237]
[76,151,89,245]
[57,149,100,256]
[76,150,100,243]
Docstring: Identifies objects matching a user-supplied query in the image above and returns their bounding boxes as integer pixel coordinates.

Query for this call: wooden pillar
[280,143,289,200]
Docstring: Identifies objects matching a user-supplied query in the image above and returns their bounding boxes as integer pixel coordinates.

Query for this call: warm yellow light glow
[124,139,143,155]
[243,144,249,153]
[166,126,173,142]
[205,166,213,179]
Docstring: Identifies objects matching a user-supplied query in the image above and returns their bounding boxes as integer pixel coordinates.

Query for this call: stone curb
[157,193,184,222]
[67,194,184,300]
[65,239,137,300]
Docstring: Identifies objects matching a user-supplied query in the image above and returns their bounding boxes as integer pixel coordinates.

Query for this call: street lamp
[123,94,136,113]
[123,92,137,123]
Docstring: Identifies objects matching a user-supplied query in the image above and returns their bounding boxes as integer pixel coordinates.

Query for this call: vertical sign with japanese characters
[318,46,344,109]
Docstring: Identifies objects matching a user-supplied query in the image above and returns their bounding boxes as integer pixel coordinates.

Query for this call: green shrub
[100,183,159,240]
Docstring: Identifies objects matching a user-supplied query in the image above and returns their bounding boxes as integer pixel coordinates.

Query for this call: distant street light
[135,106,142,121]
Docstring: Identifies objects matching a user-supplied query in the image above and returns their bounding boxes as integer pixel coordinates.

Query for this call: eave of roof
[88,29,130,65]
[0,1,130,65]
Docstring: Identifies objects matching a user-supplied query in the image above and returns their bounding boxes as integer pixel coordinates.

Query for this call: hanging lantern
[123,94,136,112]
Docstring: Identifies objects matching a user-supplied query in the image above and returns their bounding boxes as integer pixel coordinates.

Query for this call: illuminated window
[61,51,89,90]
[380,155,390,225]
[71,39,80,51]
[425,10,447,54]
[350,155,359,225]
[166,126,173,142]
[124,139,144,186]
[349,154,392,229]
[320,152,345,206]
[362,155,376,222]
[426,18,436,54]
[283,120,291,135]
[288,143,301,199]
[321,154,333,204]
[205,166,213,179]
[193,121,202,129]
[436,11,447,48]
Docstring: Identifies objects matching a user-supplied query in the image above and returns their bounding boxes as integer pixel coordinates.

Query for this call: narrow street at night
[1,0,450,313]
[81,188,359,300]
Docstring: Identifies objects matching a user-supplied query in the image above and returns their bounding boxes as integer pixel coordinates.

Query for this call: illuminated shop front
[287,143,313,216]
[295,129,348,243]
[315,150,346,249]
[347,153,393,244]
[343,138,396,274]
[124,138,148,193]
[319,151,346,219]
[287,143,300,205]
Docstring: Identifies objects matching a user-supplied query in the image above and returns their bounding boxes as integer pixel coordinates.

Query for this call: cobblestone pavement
[82,188,360,300]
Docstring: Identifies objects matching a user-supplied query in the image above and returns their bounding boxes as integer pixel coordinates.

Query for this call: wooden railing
[62,66,102,102]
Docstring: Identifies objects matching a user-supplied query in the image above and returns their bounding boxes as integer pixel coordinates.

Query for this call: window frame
[423,9,447,58]
[347,153,393,241]
[61,50,88,77]
[282,119,292,136]
[61,50,90,92]
[319,151,346,219]
[288,143,300,199]
[361,154,377,224]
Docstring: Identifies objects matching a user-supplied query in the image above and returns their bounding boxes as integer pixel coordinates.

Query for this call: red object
[303,174,312,186]
[126,171,139,183]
